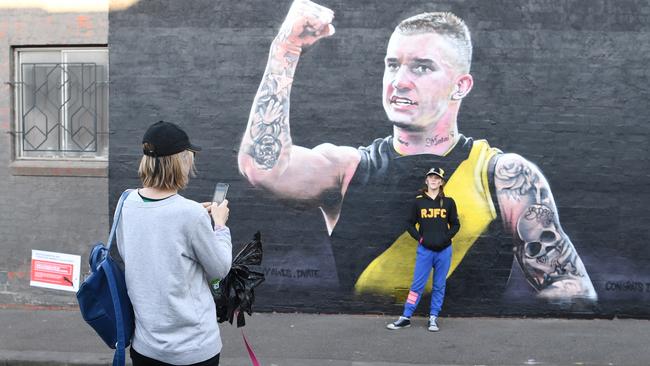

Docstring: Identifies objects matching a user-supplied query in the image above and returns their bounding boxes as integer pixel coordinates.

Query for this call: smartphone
[212,183,229,205]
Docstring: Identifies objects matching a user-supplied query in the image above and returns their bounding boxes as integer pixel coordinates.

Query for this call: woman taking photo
[116,121,232,365]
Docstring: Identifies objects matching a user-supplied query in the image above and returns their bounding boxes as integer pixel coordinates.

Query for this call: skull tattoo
[515,204,580,290]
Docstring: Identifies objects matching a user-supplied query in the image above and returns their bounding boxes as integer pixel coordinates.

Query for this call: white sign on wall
[30,250,81,292]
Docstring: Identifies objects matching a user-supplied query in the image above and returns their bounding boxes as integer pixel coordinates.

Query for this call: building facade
[0,2,109,306]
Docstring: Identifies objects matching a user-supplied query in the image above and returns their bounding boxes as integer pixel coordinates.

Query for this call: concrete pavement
[0,308,649,366]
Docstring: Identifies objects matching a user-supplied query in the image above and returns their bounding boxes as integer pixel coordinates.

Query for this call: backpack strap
[106,189,133,366]
[102,259,127,366]
[106,189,133,252]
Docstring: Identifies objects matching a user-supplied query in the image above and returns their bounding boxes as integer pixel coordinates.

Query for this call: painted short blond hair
[396,12,472,73]
[138,149,196,190]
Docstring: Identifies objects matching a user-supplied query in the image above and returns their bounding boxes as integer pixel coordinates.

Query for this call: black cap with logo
[142,121,201,157]
[425,167,445,180]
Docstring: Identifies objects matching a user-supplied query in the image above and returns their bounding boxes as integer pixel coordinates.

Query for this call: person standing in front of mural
[117,121,232,366]
[387,167,459,331]
[238,0,597,304]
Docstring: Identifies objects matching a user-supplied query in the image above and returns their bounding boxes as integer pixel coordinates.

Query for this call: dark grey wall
[109,0,650,317]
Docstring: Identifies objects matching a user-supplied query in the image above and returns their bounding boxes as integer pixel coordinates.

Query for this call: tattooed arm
[238,0,360,231]
[493,153,597,301]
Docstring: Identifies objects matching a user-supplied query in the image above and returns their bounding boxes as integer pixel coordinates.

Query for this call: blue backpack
[77,190,134,366]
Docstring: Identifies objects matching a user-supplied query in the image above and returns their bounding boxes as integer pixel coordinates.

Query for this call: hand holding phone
[212,183,229,205]
[211,183,230,227]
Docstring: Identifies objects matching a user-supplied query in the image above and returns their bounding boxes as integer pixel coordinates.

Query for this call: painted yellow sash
[354,140,500,296]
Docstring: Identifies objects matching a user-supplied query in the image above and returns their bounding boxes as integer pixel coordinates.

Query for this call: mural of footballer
[238,0,597,304]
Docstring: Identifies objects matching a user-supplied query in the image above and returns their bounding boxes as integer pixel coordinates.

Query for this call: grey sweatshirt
[116,191,232,364]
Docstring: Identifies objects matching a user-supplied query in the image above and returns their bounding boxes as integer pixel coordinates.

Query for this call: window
[12,47,108,168]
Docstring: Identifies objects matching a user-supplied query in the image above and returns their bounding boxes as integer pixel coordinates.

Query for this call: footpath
[0,308,649,366]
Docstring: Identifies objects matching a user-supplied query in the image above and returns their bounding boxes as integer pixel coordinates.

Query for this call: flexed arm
[238,0,359,230]
[494,153,597,301]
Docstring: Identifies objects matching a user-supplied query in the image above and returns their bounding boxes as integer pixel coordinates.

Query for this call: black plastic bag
[214,231,265,327]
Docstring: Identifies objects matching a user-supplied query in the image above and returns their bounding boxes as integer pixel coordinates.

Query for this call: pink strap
[242,329,260,366]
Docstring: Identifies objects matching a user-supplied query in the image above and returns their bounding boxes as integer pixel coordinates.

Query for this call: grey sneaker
[428,316,439,332]
[386,316,411,330]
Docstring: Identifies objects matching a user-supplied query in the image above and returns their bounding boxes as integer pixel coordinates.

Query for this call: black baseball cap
[425,167,445,180]
[142,121,201,157]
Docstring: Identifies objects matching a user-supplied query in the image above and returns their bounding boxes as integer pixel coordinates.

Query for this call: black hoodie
[406,192,460,251]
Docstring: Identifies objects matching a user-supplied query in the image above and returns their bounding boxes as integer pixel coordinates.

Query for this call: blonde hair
[421,177,446,205]
[138,149,196,190]
[396,12,472,73]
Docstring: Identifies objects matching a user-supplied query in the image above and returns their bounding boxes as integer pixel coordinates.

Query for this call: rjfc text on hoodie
[406,193,460,251]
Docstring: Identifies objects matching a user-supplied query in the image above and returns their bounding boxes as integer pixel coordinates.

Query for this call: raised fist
[275,0,335,52]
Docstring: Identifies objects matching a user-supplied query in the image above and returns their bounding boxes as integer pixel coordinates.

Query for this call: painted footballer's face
[383,31,463,131]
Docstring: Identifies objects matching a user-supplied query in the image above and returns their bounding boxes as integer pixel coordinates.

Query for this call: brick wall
[109,0,650,317]
[0,6,108,306]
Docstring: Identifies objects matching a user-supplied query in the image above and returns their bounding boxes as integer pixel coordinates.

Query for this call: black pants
[130,347,220,366]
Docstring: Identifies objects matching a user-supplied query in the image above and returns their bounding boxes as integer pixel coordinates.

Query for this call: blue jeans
[403,244,452,317]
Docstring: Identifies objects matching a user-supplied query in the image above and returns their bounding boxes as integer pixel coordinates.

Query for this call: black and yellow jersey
[328,134,513,304]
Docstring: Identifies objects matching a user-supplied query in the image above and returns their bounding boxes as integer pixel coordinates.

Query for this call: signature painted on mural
[262,266,321,279]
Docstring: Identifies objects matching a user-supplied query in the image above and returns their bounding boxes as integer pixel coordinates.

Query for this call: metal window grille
[13,49,108,159]
[20,62,101,152]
